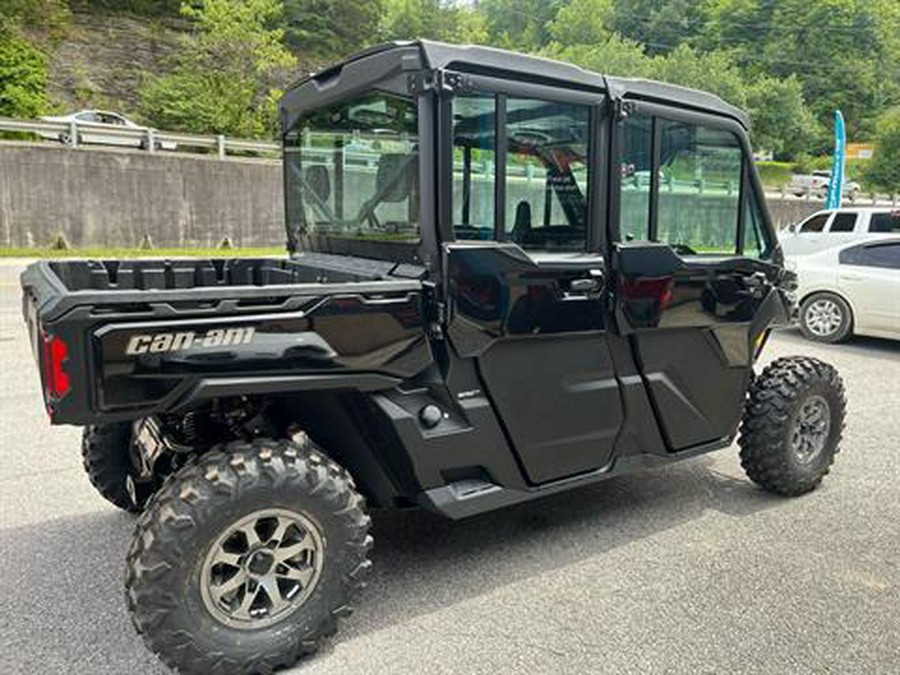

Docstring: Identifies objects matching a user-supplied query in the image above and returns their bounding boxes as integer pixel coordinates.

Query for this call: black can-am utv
[21,41,845,674]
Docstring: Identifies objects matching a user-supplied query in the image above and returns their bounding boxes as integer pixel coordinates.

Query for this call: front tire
[125,437,372,675]
[739,356,845,496]
[799,292,853,343]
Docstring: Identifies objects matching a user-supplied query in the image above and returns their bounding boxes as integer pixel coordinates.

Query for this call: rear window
[284,93,419,244]
[870,212,900,233]
[839,242,900,269]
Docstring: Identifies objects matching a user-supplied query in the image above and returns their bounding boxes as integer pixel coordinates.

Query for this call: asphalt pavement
[0,259,898,675]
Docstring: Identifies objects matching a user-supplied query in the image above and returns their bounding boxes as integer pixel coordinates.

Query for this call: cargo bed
[21,253,430,425]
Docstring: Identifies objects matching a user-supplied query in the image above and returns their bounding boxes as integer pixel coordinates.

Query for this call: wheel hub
[790,395,831,464]
[200,508,324,630]
[806,299,842,337]
[246,549,275,576]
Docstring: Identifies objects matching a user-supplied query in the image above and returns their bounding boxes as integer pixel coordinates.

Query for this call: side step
[418,437,734,520]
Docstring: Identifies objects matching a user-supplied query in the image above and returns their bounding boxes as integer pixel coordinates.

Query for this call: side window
[619,114,653,241]
[453,95,496,240]
[869,212,900,233]
[800,214,829,232]
[830,212,857,233]
[742,186,768,258]
[841,243,900,270]
[452,94,590,252]
[656,120,743,255]
[504,98,589,252]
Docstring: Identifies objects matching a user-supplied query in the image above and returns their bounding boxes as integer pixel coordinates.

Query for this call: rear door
[838,241,900,334]
[443,86,624,485]
[611,105,786,451]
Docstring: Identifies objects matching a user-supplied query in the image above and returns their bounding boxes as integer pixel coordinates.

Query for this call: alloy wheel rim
[805,299,843,337]
[789,395,831,464]
[200,508,324,629]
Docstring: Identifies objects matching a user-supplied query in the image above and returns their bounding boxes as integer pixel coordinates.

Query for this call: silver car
[39,110,176,150]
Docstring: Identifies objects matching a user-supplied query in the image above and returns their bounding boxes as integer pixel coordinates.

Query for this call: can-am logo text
[125,327,256,355]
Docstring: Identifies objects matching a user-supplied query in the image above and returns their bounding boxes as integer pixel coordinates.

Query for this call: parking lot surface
[0,259,898,675]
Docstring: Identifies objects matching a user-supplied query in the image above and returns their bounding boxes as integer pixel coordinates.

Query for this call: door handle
[567,269,604,297]
[840,273,862,281]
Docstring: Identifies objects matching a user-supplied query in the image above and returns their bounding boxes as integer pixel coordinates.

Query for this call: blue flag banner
[826,110,845,209]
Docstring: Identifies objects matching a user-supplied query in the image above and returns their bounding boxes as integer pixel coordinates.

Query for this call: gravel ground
[0,259,897,675]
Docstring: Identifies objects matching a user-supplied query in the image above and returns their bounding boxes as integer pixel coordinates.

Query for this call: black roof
[284,40,749,129]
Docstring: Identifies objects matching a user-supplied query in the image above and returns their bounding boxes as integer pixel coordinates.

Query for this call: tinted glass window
[800,214,829,232]
[504,98,589,252]
[657,120,743,255]
[870,212,900,233]
[830,212,857,233]
[452,95,496,241]
[284,93,419,242]
[839,243,900,268]
[619,114,653,241]
[452,95,590,252]
[742,187,769,258]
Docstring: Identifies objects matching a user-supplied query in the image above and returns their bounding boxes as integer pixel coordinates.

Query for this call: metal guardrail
[0,116,280,159]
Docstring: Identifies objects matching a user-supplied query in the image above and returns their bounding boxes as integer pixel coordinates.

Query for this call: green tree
[648,45,748,109]
[745,75,820,158]
[865,108,900,192]
[478,0,562,51]
[757,0,900,141]
[547,0,613,46]
[379,0,461,42]
[611,0,707,55]
[543,34,653,79]
[0,24,52,118]
[141,0,295,138]
[282,0,384,60]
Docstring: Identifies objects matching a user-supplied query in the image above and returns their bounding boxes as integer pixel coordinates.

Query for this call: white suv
[780,208,900,256]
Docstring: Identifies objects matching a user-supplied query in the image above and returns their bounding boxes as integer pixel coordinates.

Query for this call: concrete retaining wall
[0,142,825,249]
[0,143,284,248]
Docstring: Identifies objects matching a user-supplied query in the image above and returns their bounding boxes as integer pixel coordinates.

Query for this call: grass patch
[0,246,285,258]
[754,161,794,188]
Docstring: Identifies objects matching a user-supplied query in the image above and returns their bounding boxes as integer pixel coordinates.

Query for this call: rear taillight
[42,332,71,400]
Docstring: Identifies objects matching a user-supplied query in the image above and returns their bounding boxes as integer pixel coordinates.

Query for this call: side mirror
[787,223,798,234]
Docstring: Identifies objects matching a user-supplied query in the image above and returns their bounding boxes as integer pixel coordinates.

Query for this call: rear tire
[799,292,853,343]
[125,437,372,675]
[82,423,143,512]
[739,356,845,496]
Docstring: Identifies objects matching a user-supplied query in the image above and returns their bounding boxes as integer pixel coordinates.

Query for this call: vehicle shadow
[0,456,784,674]
[773,327,900,360]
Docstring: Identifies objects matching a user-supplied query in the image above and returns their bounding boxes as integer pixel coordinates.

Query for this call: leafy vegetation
[864,108,900,193]
[140,0,295,138]
[4,0,900,189]
[0,25,51,118]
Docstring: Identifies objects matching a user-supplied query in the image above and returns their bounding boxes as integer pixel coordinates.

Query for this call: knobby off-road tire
[739,356,846,496]
[82,422,143,512]
[125,437,372,675]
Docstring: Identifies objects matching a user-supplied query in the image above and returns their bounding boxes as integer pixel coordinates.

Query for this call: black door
[443,90,622,485]
[446,245,620,484]
[612,106,788,451]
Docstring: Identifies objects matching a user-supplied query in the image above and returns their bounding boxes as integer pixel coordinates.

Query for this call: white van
[780,208,900,256]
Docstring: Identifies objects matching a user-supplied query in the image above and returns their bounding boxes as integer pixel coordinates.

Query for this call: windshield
[284,93,419,246]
